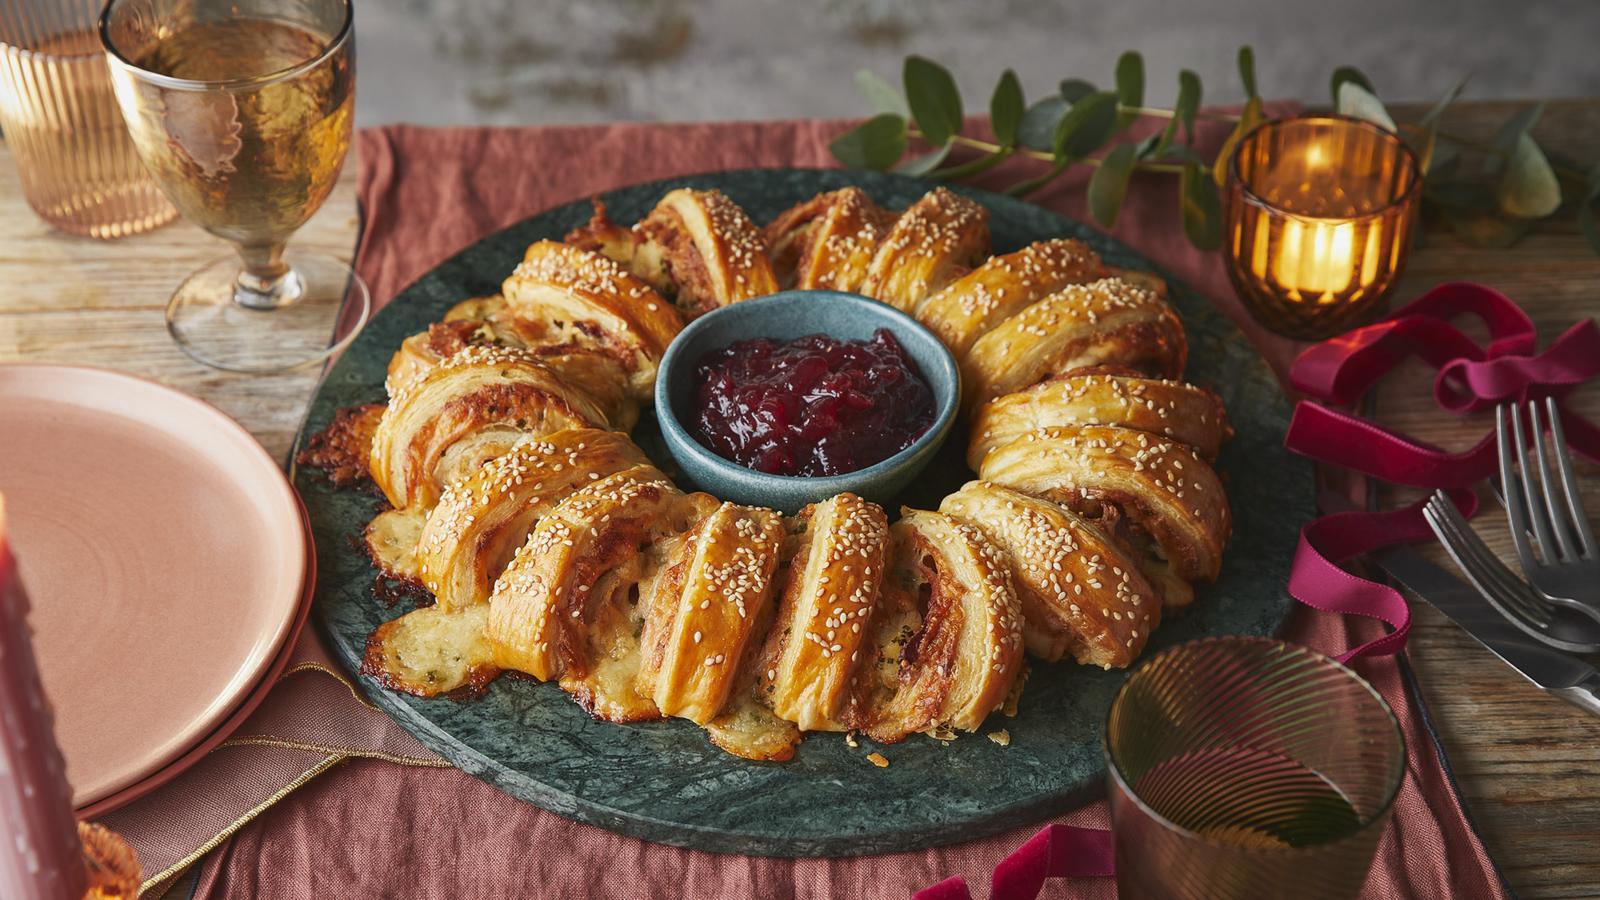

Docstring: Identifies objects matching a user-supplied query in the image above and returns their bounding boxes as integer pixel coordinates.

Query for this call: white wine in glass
[100,0,370,374]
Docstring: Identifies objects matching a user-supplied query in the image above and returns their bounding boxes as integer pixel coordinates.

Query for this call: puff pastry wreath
[305,184,1233,761]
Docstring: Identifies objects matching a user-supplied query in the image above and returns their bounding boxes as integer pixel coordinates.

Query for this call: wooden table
[3,101,1598,898]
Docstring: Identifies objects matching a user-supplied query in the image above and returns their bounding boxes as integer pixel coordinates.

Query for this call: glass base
[165,250,371,374]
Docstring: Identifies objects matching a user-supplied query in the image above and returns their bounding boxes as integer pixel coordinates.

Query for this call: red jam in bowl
[690,329,936,477]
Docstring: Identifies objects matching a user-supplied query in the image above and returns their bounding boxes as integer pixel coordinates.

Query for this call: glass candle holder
[1224,115,1420,340]
[1104,637,1405,900]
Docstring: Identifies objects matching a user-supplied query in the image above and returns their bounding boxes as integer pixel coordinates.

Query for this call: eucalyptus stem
[930,132,1185,175]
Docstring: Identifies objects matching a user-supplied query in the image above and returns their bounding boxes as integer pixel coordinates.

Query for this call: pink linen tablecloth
[193,114,1510,899]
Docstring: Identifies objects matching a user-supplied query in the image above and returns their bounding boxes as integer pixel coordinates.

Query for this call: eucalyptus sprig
[829,50,1600,256]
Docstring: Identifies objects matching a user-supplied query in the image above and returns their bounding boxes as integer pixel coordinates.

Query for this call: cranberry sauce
[690,329,936,477]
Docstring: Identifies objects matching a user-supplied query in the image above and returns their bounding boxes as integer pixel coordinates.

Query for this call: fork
[1497,398,1600,614]
[1423,491,1600,654]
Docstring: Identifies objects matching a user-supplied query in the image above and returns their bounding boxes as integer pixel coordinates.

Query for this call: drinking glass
[99,0,371,373]
[1105,637,1405,900]
[0,0,175,238]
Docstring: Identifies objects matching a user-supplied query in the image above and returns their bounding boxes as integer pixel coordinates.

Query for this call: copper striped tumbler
[1105,637,1404,899]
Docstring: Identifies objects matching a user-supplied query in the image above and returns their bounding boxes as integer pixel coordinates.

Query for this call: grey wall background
[353,0,1597,126]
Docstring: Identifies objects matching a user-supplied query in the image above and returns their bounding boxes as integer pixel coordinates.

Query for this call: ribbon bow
[1285,281,1600,661]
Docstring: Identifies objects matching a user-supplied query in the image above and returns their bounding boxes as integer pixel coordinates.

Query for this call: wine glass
[99,0,370,374]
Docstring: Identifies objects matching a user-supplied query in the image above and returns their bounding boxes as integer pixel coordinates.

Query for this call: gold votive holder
[1224,115,1420,340]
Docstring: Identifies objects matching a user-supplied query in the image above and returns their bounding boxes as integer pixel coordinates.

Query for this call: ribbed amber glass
[1105,637,1405,900]
[0,0,174,238]
[1224,116,1419,340]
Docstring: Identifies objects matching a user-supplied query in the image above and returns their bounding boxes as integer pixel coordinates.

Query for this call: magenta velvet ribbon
[918,282,1600,899]
[1284,281,1600,662]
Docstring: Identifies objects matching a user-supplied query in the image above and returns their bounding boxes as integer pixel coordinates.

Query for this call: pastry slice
[763,186,896,292]
[860,187,990,313]
[939,481,1161,667]
[632,188,780,317]
[856,510,1023,743]
[362,604,498,698]
[913,239,1106,357]
[962,276,1186,412]
[368,345,611,510]
[977,425,1231,591]
[757,493,889,732]
[967,370,1230,470]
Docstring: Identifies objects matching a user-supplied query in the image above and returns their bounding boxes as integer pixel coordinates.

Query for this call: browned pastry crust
[367,345,612,511]
[939,481,1161,667]
[756,493,889,732]
[762,186,897,293]
[502,240,684,401]
[913,239,1107,358]
[636,503,787,724]
[860,187,990,313]
[633,188,780,318]
[962,276,1187,413]
[417,429,650,612]
[967,371,1231,471]
[855,510,1023,743]
[362,604,498,698]
[482,467,711,717]
[976,425,1231,588]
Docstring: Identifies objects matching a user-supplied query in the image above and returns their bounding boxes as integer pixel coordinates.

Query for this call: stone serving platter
[290,168,1312,857]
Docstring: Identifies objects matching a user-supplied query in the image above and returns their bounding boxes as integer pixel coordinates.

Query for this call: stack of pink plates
[0,364,313,816]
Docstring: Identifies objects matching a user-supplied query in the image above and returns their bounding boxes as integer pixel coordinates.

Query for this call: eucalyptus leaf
[1335,81,1397,132]
[1059,78,1098,103]
[990,70,1025,147]
[854,69,910,118]
[1420,75,1470,127]
[1018,97,1068,152]
[829,113,908,170]
[1054,91,1119,160]
[1444,208,1536,248]
[1181,159,1222,249]
[1211,95,1263,187]
[1497,133,1561,218]
[894,142,954,177]
[1134,132,1163,160]
[1424,178,1495,212]
[1115,51,1144,129]
[1175,69,1202,144]
[1485,103,1544,175]
[931,148,1013,180]
[1088,143,1138,227]
[903,56,963,146]
[1329,65,1375,105]
[1411,75,1469,174]
[1237,46,1257,99]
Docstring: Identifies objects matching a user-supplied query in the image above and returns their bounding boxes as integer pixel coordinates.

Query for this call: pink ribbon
[913,825,1114,900]
[1285,281,1600,661]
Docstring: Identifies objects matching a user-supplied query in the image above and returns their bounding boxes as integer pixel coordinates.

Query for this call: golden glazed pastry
[367,345,612,511]
[857,510,1024,743]
[501,240,684,401]
[756,493,889,732]
[967,371,1231,470]
[913,239,1108,358]
[976,425,1231,590]
[482,466,710,710]
[763,186,897,292]
[363,604,497,698]
[859,187,990,313]
[632,188,781,317]
[417,429,650,612]
[962,276,1187,412]
[939,481,1160,668]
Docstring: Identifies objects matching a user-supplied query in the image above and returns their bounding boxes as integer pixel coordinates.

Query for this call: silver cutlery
[1422,491,1600,653]
[1372,543,1600,717]
[1497,398,1600,614]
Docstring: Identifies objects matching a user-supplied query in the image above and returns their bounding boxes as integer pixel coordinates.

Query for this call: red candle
[0,494,89,900]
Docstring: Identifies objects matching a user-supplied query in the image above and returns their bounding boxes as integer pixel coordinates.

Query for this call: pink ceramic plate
[0,365,305,807]
[73,495,316,819]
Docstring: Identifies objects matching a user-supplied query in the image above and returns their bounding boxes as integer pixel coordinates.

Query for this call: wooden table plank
[3,102,1599,897]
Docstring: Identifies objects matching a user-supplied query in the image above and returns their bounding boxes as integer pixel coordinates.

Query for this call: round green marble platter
[290,168,1312,857]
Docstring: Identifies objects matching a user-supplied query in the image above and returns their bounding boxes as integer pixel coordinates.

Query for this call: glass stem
[233,241,305,310]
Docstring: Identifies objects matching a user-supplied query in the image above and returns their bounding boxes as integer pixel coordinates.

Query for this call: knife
[1372,545,1600,716]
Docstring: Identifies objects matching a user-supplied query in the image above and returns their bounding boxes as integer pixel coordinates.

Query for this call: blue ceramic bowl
[654,290,960,513]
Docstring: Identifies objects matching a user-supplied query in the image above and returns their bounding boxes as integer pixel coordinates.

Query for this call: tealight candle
[1224,115,1420,340]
